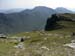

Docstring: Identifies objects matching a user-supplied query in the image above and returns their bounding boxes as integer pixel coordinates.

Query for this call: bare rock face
[45,14,59,31]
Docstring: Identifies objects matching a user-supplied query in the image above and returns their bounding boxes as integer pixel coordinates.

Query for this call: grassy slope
[0,31,74,56]
[0,14,75,56]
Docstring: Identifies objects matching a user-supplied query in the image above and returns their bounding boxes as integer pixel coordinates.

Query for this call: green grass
[0,30,75,56]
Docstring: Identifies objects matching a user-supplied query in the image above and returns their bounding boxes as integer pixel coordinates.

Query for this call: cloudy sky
[0,0,75,11]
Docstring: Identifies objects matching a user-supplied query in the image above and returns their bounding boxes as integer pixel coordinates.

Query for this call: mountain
[3,8,25,14]
[0,10,7,13]
[0,6,74,34]
[55,7,73,13]
[0,6,56,34]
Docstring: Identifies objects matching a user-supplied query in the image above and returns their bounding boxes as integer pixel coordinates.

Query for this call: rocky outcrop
[45,14,59,30]
[45,13,75,31]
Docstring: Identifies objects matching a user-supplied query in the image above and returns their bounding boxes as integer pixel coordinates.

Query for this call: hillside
[0,6,56,34]
[0,13,75,56]
[0,29,75,56]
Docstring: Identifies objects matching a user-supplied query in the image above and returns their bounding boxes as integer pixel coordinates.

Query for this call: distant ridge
[55,7,73,13]
[0,6,74,14]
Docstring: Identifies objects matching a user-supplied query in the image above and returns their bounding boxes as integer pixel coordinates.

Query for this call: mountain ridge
[0,6,73,14]
[55,7,73,13]
[0,6,74,34]
[0,6,56,34]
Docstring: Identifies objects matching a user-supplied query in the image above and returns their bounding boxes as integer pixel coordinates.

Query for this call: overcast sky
[0,0,75,11]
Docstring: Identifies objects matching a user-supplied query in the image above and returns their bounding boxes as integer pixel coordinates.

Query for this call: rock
[40,46,49,51]
[45,14,58,31]
[64,43,75,49]
[14,42,25,49]
[45,13,75,31]
[44,38,48,40]
[71,40,75,43]
[0,34,7,39]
